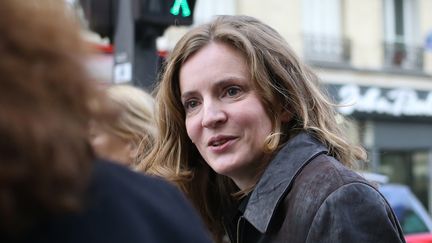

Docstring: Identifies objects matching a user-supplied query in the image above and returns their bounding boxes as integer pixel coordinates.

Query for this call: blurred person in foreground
[90,84,157,168]
[0,0,211,242]
[139,15,405,243]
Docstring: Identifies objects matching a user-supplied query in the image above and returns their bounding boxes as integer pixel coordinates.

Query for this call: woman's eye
[225,86,241,97]
[184,100,200,111]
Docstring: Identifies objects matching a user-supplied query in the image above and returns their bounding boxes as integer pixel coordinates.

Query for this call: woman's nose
[201,101,227,128]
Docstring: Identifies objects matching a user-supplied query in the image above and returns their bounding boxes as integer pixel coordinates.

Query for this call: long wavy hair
[0,0,110,236]
[139,15,366,241]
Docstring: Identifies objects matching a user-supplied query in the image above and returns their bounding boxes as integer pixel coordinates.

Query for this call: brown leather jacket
[225,132,405,243]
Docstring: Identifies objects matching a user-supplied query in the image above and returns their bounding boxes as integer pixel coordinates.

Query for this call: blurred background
[66,0,432,238]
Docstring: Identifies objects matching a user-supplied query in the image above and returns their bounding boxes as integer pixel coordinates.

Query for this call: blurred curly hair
[0,0,111,235]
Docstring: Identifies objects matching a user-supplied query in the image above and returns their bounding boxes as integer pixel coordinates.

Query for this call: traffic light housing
[137,0,196,27]
[79,0,196,40]
[79,0,196,87]
[79,0,116,39]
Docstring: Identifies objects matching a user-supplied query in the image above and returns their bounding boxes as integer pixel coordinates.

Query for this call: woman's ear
[280,110,293,123]
[127,142,139,163]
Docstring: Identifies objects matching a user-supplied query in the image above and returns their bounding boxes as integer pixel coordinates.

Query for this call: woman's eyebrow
[180,76,249,101]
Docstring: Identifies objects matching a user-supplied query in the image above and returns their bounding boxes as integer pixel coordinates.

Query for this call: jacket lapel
[243,132,328,233]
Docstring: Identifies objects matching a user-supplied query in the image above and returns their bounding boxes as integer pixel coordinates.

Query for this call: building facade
[160,0,432,211]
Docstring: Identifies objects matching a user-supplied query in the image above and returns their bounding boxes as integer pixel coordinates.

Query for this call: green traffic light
[170,0,191,17]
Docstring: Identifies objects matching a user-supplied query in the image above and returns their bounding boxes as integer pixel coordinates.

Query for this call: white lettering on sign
[114,62,132,84]
[337,84,432,117]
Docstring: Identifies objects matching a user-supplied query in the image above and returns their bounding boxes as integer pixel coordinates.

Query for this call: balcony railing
[383,42,424,71]
[303,35,351,65]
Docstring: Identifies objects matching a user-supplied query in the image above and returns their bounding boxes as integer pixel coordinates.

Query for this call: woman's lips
[208,136,237,153]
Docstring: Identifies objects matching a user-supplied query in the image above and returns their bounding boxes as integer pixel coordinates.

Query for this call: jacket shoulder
[288,155,404,243]
[306,182,405,242]
[25,160,212,243]
[88,160,212,242]
[303,154,369,187]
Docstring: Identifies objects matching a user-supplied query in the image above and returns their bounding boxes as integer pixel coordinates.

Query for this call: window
[302,0,350,64]
[383,0,423,70]
[380,150,429,211]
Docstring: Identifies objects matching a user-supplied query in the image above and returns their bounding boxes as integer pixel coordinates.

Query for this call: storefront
[327,83,432,211]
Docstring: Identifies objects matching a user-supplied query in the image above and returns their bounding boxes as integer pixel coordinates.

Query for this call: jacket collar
[243,132,328,233]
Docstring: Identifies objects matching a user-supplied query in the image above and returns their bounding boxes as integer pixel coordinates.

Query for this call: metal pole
[113,0,134,84]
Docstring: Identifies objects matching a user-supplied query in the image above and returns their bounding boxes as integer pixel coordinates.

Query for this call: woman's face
[89,124,134,166]
[179,42,273,190]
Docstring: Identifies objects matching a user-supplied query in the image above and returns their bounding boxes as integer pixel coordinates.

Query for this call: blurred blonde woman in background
[90,84,157,168]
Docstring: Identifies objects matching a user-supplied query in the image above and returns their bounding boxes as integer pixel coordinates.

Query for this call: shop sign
[337,84,432,117]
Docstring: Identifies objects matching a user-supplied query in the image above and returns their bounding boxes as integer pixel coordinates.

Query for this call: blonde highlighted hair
[101,85,157,167]
[139,15,366,242]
